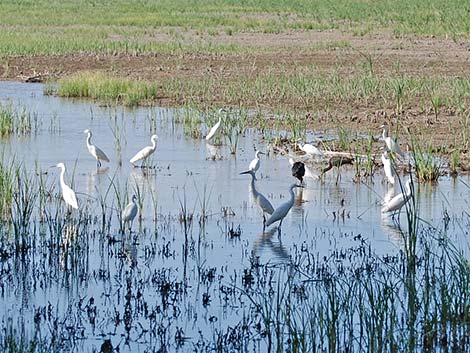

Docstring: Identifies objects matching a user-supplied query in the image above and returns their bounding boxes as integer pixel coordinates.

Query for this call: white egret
[240,170,274,228]
[130,134,158,167]
[289,158,319,184]
[382,179,413,214]
[265,183,302,232]
[55,163,78,210]
[381,123,404,158]
[205,109,225,141]
[84,129,110,168]
[381,150,396,185]
[248,150,265,173]
[122,195,138,231]
[298,143,323,156]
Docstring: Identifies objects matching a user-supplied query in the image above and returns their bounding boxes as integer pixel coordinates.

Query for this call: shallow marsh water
[0,82,469,352]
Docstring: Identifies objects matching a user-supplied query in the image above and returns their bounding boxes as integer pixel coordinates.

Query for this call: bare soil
[2,30,470,169]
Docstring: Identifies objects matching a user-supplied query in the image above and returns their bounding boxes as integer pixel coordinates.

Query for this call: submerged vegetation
[0,150,468,352]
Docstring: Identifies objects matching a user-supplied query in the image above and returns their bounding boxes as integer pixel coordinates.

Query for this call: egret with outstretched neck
[130,134,158,168]
[122,195,138,232]
[381,123,404,158]
[55,163,78,210]
[240,170,274,228]
[382,179,413,215]
[381,150,395,185]
[265,183,302,233]
[84,129,110,168]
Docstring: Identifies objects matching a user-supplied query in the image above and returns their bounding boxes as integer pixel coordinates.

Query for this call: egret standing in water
[205,108,226,142]
[381,150,395,185]
[84,129,110,168]
[54,162,78,210]
[381,123,404,158]
[298,143,323,156]
[240,170,274,229]
[382,179,413,215]
[130,134,158,168]
[265,183,302,234]
[122,195,138,232]
[248,150,265,174]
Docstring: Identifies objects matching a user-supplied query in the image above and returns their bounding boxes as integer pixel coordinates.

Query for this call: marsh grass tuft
[409,133,442,182]
[56,72,159,107]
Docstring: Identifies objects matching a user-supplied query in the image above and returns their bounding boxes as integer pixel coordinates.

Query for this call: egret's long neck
[249,173,256,191]
[382,127,388,140]
[86,133,92,148]
[406,182,412,197]
[59,167,66,189]
[288,187,295,206]
[151,138,157,150]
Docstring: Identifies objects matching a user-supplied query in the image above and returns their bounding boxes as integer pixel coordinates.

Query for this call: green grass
[0,0,469,56]
[0,104,34,137]
[55,72,159,106]
[55,69,470,113]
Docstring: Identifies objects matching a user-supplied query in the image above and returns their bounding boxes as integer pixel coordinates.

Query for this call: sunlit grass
[0,0,469,56]
[54,70,470,114]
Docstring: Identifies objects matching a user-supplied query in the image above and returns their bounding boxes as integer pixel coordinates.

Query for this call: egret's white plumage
[298,143,323,156]
[240,170,274,226]
[55,162,78,209]
[265,183,301,230]
[84,129,109,167]
[130,134,158,166]
[381,124,404,158]
[249,150,264,173]
[205,109,225,141]
[381,151,395,184]
[205,116,221,141]
[122,195,138,231]
[382,179,412,214]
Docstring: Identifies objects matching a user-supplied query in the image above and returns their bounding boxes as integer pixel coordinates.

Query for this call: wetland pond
[0,82,469,352]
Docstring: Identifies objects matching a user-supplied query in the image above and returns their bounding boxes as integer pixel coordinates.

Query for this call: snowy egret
[205,108,225,141]
[289,158,319,184]
[240,170,274,228]
[130,134,158,167]
[265,183,302,233]
[248,150,265,173]
[122,195,138,232]
[381,123,404,158]
[381,150,396,184]
[84,129,110,168]
[298,143,323,156]
[54,163,78,209]
[382,179,413,214]
[321,156,354,174]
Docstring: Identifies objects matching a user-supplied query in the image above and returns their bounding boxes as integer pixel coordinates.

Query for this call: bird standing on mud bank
[381,123,404,158]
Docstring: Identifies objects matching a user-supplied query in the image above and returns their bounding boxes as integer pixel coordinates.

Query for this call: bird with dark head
[291,161,306,183]
[321,156,354,174]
